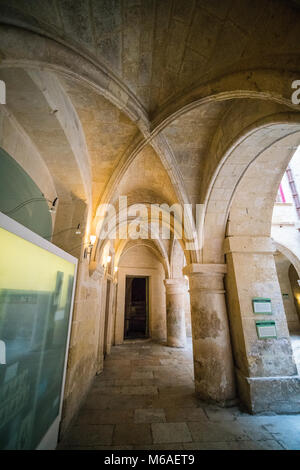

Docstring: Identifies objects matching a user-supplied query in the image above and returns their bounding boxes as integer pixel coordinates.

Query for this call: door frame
[124,275,149,339]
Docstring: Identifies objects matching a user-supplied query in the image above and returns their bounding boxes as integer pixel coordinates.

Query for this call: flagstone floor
[57,337,300,450]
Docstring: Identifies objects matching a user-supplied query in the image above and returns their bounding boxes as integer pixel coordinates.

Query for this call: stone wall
[60,260,106,436]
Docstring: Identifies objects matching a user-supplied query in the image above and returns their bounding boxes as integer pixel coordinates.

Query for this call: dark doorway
[124,276,149,339]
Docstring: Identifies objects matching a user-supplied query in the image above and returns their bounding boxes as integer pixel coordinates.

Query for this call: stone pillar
[164,278,187,348]
[90,263,106,374]
[183,263,236,406]
[224,236,300,413]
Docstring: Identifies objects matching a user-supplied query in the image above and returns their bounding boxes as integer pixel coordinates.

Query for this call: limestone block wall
[272,203,296,225]
[60,261,105,435]
[272,224,300,277]
[115,245,166,344]
[275,252,300,333]
[225,237,297,378]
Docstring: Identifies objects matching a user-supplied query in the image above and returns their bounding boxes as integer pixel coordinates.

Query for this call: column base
[167,339,186,348]
[236,369,300,414]
[194,380,238,407]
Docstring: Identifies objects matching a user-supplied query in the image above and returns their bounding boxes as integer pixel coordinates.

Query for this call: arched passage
[114,241,167,344]
[205,123,300,413]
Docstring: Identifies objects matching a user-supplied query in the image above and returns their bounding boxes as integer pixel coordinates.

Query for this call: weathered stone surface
[164,278,187,347]
[183,264,236,404]
[237,371,300,414]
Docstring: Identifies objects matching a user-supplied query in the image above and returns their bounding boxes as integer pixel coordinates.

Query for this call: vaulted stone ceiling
[1,0,300,114]
[0,68,86,201]
[1,0,300,251]
[111,144,179,206]
[59,77,140,214]
[162,100,231,205]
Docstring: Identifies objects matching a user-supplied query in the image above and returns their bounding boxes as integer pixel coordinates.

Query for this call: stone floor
[58,337,300,450]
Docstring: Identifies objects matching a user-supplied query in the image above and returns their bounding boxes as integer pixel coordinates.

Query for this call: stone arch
[94,134,198,264]
[115,238,170,280]
[114,240,168,344]
[92,202,195,269]
[0,24,149,131]
[202,115,300,263]
[273,241,300,278]
[206,120,300,413]
[152,69,300,133]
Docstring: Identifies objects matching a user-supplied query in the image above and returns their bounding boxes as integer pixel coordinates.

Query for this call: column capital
[224,236,276,255]
[164,277,187,294]
[183,263,227,277]
[183,264,227,293]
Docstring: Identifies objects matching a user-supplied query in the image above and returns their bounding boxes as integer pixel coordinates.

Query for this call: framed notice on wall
[256,320,277,339]
[252,298,272,314]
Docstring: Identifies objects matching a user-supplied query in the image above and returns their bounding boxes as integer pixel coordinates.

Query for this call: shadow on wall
[0,147,52,238]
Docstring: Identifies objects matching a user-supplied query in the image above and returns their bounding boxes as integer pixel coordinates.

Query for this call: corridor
[58,339,300,451]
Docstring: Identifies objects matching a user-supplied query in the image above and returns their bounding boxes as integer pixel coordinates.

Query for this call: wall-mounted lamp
[106,255,112,264]
[4,196,59,217]
[75,224,81,235]
[90,235,97,245]
[114,266,118,273]
[48,197,58,213]
[84,234,96,259]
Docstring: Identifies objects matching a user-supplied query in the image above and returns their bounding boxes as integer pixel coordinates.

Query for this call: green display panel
[255,321,277,339]
[0,225,76,449]
[252,297,272,314]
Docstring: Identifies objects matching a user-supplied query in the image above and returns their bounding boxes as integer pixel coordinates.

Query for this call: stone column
[164,278,187,348]
[224,236,300,413]
[183,263,236,406]
[90,263,106,375]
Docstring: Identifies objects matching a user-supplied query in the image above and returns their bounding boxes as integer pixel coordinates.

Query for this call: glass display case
[0,212,77,450]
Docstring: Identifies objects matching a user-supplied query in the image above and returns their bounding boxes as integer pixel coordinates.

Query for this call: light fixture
[114,266,118,273]
[4,196,59,217]
[106,255,112,264]
[90,234,96,245]
[49,197,58,213]
[84,234,96,259]
[75,224,81,235]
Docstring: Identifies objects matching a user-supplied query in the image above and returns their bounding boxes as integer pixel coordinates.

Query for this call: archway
[203,123,300,413]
